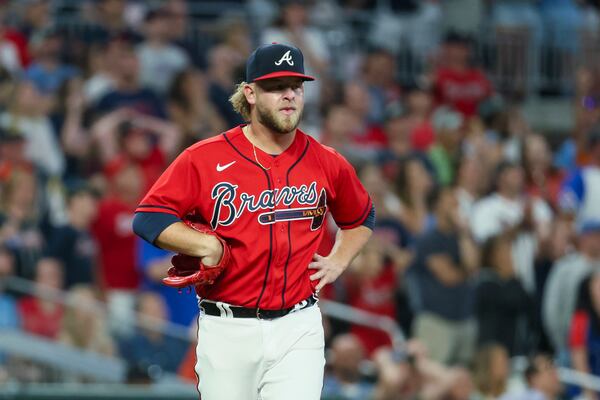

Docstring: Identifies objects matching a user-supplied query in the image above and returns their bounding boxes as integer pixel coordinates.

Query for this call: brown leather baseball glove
[162,220,230,289]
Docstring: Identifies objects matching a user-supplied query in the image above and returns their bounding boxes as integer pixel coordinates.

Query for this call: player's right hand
[161,220,231,289]
[200,235,224,267]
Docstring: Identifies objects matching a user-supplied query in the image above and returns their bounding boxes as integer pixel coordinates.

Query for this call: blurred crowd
[0,0,599,399]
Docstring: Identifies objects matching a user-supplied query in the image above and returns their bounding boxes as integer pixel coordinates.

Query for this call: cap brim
[253,71,315,82]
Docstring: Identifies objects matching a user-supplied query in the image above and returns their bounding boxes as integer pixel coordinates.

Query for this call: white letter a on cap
[275,50,294,66]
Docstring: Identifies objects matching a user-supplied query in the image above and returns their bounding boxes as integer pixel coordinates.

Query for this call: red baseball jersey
[433,66,492,117]
[136,125,372,309]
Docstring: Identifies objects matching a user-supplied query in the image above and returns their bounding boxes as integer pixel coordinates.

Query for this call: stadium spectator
[320,104,377,164]
[404,85,435,152]
[380,105,414,173]
[91,163,143,336]
[45,183,99,289]
[82,43,116,105]
[501,353,561,400]
[372,339,467,400]
[0,245,18,382]
[432,33,493,119]
[569,273,600,400]
[0,81,64,177]
[58,77,99,182]
[559,126,600,224]
[523,133,565,209]
[359,163,409,248]
[24,28,78,96]
[475,234,535,356]
[472,343,510,399]
[428,106,464,186]
[78,0,142,45]
[90,108,179,192]
[136,8,189,95]
[94,37,167,119]
[0,245,18,330]
[164,0,210,68]
[215,15,252,68]
[0,168,43,279]
[470,161,552,293]
[408,186,478,365]
[321,333,375,399]
[543,220,600,355]
[17,257,64,339]
[167,68,226,147]
[136,239,197,327]
[18,0,52,40]
[206,44,245,128]
[533,218,574,353]
[393,155,435,236]
[454,155,485,224]
[360,49,402,125]
[344,239,398,355]
[341,81,388,148]
[59,284,115,356]
[118,292,188,374]
[0,23,23,76]
[0,5,29,70]
[0,127,30,181]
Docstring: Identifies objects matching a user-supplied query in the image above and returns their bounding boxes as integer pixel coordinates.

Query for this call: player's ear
[244,83,256,105]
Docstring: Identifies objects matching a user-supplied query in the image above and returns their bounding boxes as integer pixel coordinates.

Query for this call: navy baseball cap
[246,43,315,82]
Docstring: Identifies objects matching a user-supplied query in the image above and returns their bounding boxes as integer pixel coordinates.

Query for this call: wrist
[197,234,221,257]
[327,252,350,269]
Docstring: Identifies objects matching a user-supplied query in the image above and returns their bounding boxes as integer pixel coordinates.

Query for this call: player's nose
[281,86,296,100]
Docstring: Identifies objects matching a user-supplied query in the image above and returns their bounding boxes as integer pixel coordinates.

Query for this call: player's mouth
[279,107,296,116]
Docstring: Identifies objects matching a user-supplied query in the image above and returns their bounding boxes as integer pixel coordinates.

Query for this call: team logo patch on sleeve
[210,181,327,231]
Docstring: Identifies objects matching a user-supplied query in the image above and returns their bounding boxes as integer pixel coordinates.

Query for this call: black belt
[200,295,317,320]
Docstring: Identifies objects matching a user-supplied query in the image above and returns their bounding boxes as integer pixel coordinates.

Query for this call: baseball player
[133,43,374,400]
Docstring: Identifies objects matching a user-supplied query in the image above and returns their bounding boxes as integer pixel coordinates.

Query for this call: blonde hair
[229,81,251,121]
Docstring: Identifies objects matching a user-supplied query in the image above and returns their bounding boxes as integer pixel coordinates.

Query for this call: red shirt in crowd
[351,125,389,148]
[410,120,436,151]
[345,263,397,356]
[92,197,140,290]
[433,67,492,117]
[17,297,63,339]
[105,147,166,195]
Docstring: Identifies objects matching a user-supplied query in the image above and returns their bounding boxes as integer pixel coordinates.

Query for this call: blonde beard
[256,102,302,134]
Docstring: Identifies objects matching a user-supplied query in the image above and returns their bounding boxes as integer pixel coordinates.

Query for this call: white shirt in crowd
[470,193,553,293]
[499,388,548,400]
[542,252,600,353]
[0,112,65,177]
[136,43,189,94]
[0,40,21,75]
[559,165,600,225]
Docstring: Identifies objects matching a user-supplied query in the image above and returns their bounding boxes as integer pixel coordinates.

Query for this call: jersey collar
[225,124,308,169]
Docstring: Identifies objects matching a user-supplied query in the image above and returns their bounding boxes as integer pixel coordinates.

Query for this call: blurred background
[0,0,599,399]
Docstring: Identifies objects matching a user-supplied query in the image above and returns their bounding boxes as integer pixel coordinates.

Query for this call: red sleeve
[569,310,589,349]
[328,151,372,229]
[135,150,200,218]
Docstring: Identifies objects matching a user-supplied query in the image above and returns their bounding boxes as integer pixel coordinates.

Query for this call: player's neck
[244,123,296,155]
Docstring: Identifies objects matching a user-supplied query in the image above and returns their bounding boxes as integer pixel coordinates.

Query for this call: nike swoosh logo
[216,161,236,172]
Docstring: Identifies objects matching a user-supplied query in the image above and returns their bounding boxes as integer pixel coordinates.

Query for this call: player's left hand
[308,253,346,292]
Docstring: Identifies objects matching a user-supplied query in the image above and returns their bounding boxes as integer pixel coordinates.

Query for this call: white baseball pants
[195,304,325,400]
